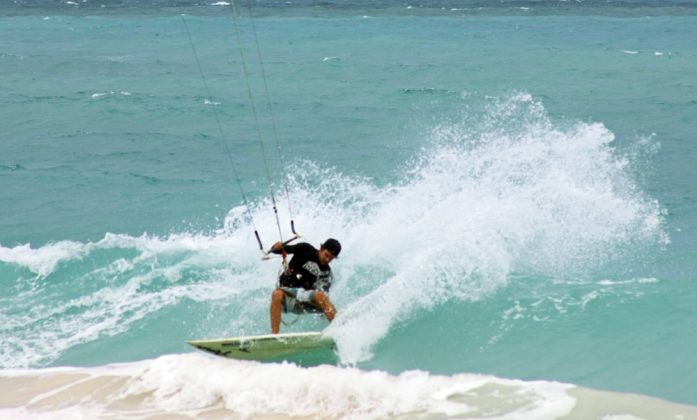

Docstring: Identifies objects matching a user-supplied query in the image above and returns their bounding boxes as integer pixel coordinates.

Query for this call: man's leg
[312,291,336,322]
[270,288,285,334]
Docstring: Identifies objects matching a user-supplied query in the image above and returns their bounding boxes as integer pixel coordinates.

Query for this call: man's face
[318,247,336,265]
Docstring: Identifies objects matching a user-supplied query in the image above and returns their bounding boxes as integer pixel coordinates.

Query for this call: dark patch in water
[1,163,27,171]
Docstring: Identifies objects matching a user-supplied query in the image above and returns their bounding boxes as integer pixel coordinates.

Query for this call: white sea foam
[0,232,266,368]
[90,91,132,99]
[622,50,639,55]
[0,354,577,419]
[2,354,695,420]
[322,93,665,361]
[597,277,658,286]
[0,241,85,278]
[0,93,665,368]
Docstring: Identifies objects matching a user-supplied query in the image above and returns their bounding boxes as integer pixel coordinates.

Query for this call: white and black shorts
[280,287,323,314]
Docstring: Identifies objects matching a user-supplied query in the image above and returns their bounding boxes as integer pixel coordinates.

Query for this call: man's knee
[313,290,327,302]
[272,288,285,303]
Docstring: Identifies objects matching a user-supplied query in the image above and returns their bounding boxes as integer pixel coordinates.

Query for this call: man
[269,238,341,334]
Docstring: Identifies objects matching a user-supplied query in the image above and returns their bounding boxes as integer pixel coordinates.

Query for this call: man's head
[318,238,341,265]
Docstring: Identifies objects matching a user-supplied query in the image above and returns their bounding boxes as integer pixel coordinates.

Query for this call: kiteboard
[187,332,336,362]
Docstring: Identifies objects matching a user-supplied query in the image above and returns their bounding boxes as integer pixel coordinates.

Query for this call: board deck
[187,332,336,361]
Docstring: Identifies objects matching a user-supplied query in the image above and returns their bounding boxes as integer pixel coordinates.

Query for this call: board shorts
[280,287,323,314]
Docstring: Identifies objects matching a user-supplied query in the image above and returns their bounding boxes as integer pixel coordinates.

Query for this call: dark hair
[322,238,341,257]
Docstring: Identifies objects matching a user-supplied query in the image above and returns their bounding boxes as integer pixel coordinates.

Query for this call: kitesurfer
[269,238,341,334]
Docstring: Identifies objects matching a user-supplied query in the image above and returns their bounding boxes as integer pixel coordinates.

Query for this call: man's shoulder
[293,242,318,254]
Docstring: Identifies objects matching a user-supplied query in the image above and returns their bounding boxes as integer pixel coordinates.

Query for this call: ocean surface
[2,0,697,418]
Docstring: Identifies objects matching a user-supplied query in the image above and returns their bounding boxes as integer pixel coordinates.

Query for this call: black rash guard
[272,242,332,292]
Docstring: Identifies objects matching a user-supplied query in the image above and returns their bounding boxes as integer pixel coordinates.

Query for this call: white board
[187,332,336,361]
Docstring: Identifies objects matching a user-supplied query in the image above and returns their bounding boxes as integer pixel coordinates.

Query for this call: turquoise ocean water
[2,1,697,418]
